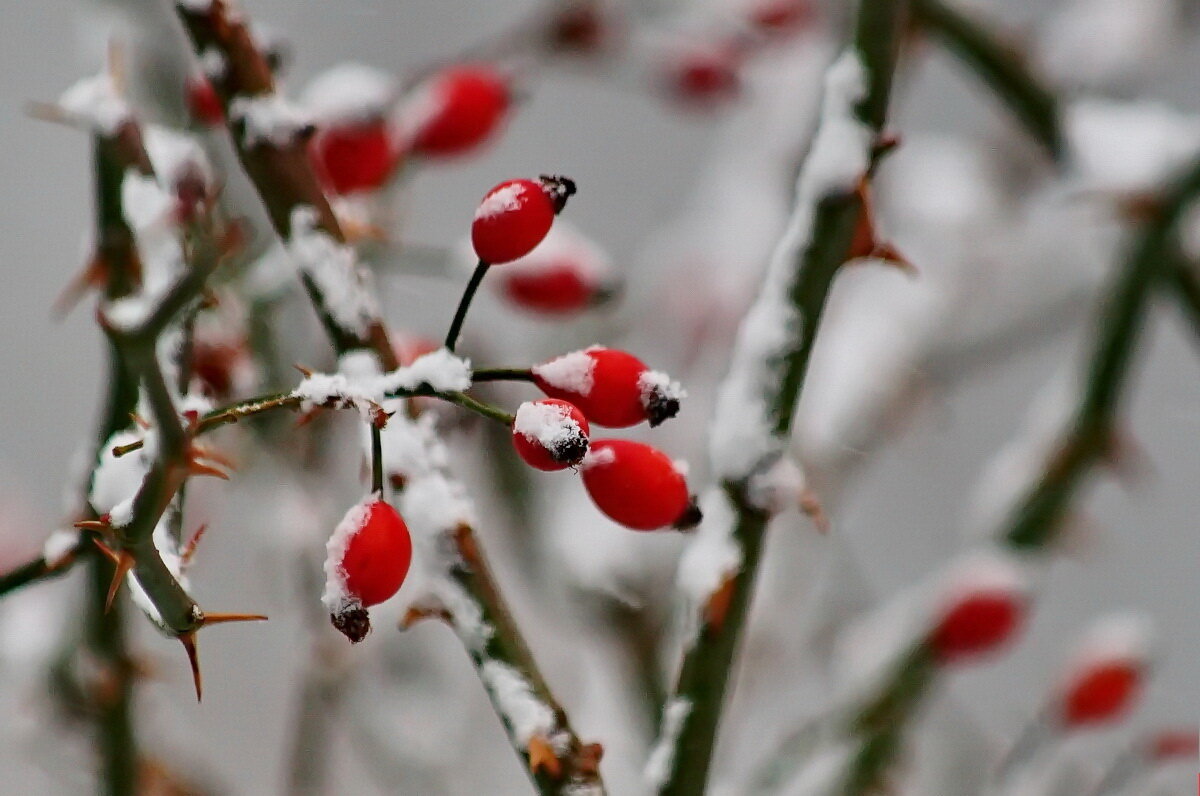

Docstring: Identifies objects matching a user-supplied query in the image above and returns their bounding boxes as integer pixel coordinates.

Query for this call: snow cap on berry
[928,552,1028,664]
[301,62,395,125]
[513,399,590,469]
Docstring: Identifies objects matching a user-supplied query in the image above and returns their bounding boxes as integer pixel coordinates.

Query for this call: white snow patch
[41,530,80,567]
[638,369,686,407]
[644,697,693,788]
[57,71,130,134]
[709,51,870,481]
[322,494,375,614]
[532,348,598,395]
[676,490,743,643]
[301,62,394,124]
[475,183,526,220]
[745,455,806,513]
[90,429,152,517]
[1065,99,1200,195]
[378,348,472,394]
[479,660,557,746]
[1068,611,1155,671]
[287,206,381,337]
[229,93,310,147]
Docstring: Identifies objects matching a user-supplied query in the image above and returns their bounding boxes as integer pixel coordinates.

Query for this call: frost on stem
[287,206,381,339]
[228,93,311,148]
[55,71,131,134]
[294,348,473,416]
[300,62,394,125]
[708,51,871,484]
[479,660,559,748]
[644,698,693,789]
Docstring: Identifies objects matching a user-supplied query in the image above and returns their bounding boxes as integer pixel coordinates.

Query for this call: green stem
[911,0,1064,160]
[657,3,908,793]
[444,260,491,352]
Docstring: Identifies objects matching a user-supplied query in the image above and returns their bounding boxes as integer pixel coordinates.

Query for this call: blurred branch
[170,3,602,788]
[833,153,1200,790]
[653,2,908,794]
[911,0,1064,160]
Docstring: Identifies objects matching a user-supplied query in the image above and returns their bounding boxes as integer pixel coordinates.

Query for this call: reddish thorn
[179,632,202,702]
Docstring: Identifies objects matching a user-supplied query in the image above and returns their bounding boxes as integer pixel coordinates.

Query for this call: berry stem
[444,259,491,352]
[442,391,517,426]
[370,423,384,495]
[472,367,535,384]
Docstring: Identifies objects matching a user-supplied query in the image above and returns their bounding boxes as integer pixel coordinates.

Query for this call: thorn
[26,101,72,126]
[293,363,314,378]
[75,519,111,532]
[101,548,136,614]
[399,603,452,629]
[91,538,120,564]
[187,461,230,480]
[179,631,202,702]
[191,443,236,471]
[577,743,604,778]
[181,524,207,566]
[200,612,268,626]
[704,574,737,632]
[131,412,151,430]
[52,257,108,317]
[846,180,915,274]
[528,735,562,779]
[800,488,829,534]
[294,408,321,428]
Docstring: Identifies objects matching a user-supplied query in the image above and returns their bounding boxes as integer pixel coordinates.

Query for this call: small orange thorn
[187,461,230,480]
[200,612,268,626]
[528,735,562,779]
[191,444,236,471]
[91,538,120,564]
[179,631,202,702]
[101,548,135,614]
[131,412,151,430]
[846,180,916,275]
[52,257,108,317]
[181,524,207,566]
[799,488,829,534]
[293,363,315,378]
[704,575,737,632]
[294,408,321,428]
[400,604,452,629]
[76,519,112,532]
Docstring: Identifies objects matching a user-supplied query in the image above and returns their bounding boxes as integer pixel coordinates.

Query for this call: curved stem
[445,260,491,352]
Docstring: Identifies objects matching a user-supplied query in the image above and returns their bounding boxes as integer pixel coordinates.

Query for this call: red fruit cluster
[471,176,575,264]
[929,589,1025,664]
[1059,659,1143,728]
[532,347,683,428]
[581,440,698,530]
[326,497,413,643]
[311,119,398,195]
[511,399,590,471]
[408,66,510,157]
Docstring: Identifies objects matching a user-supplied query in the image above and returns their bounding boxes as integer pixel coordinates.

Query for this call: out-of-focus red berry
[929,590,1024,664]
[186,76,224,126]
[311,119,398,195]
[1060,660,1143,728]
[408,66,510,157]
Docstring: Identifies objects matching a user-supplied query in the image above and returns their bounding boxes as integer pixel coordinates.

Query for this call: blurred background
[0,0,1197,793]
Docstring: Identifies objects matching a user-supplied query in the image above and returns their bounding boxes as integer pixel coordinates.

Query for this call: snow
[579,443,616,469]
[780,743,854,796]
[378,348,472,394]
[198,47,226,81]
[675,490,742,643]
[301,62,395,124]
[644,697,693,788]
[89,429,152,517]
[322,494,376,614]
[1068,612,1155,671]
[177,0,215,11]
[1065,99,1200,195]
[127,514,193,630]
[532,348,597,395]
[708,51,870,483]
[295,348,472,415]
[475,183,525,220]
[228,93,310,147]
[56,71,130,134]
[478,660,557,746]
[638,369,686,407]
[745,455,806,513]
[287,206,381,338]
[102,295,154,332]
[513,401,583,449]
[41,530,80,567]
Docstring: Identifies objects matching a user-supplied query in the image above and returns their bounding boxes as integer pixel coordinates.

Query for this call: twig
[171,2,601,787]
[653,2,909,793]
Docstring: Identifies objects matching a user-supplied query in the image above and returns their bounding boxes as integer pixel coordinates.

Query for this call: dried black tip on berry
[645,387,681,428]
[539,174,577,213]
[550,431,590,466]
[674,497,703,531]
[331,607,371,643]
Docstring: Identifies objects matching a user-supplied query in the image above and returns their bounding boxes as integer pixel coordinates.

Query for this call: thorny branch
[170,2,603,789]
[653,2,909,793]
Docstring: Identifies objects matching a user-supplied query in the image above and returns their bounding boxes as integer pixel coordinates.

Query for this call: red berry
[311,119,398,195]
[472,177,574,264]
[532,346,682,428]
[191,339,248,399]
[544,2,615,54]
[186,76,224,126]
[929,590,1024,664]
[581,439,697,530]
[665,44,742,106]
[502,261,596,314]
[325,497,413,642]
[747,0,815,34]
[1148,729,1198,760]
[512,399,590,471]
[408,66,510,157]
[1060,660,1143,728]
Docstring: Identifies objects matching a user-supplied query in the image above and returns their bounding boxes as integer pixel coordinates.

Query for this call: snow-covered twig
[652,2,909,793]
